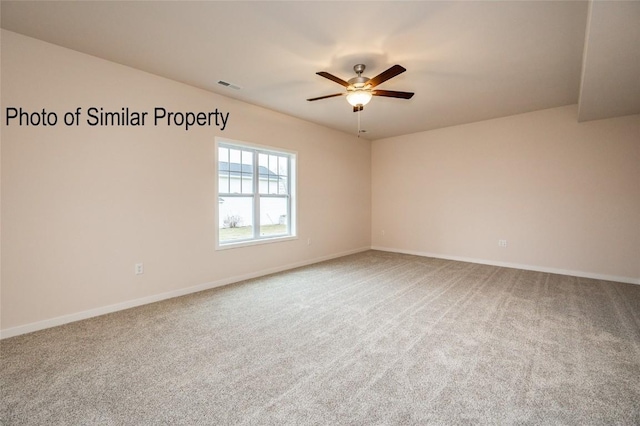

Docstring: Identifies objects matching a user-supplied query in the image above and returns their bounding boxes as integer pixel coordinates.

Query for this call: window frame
[215,137,297,250]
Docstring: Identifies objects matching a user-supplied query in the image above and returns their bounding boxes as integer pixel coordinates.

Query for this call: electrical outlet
[307,238,311,246]
[382,230,385,237]
[498,239,508,248]
[135,263,144,275]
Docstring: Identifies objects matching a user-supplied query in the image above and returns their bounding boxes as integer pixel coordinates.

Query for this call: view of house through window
[217,141,295,246]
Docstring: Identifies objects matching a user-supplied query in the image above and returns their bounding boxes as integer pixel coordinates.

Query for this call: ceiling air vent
[217,80,241,90]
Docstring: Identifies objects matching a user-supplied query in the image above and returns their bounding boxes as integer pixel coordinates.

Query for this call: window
[216,139,296,248]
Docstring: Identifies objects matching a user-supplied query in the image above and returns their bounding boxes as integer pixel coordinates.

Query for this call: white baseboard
[5,245,635,339]
[371,246,640,285]
[0,246,370,339]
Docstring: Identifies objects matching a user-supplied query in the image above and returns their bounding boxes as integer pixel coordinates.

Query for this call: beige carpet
[2,250,639,425]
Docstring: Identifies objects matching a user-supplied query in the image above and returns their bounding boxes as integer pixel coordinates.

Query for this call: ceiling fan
[307,64,414,112]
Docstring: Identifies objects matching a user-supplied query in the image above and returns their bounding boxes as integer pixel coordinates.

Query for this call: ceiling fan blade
[306,93,344,102]
[317,71,350,88]
[367,65,407,88]
[372,90,414,99]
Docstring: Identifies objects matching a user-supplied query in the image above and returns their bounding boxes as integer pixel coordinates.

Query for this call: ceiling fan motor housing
[348,64,370,89]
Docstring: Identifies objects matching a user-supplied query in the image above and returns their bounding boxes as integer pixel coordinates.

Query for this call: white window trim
[215,137,297,250]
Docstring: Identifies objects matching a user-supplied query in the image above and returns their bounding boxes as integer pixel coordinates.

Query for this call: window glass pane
[227,149,241,193]
[240,150,254,194]
[278,156,288,176]
[218,147,230,194]
[259,197,288,237]
[228,148,241,164]
[258,153,269,194]
[219,147,229,163]
[269,155,278,194]
[219,196,254,242]
[277,156,288,194]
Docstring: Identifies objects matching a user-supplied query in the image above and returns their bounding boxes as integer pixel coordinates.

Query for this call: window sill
[216,235,298,251]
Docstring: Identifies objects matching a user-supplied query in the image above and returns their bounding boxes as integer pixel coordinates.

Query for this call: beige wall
[1,31,371,334]
[372,105,640,282]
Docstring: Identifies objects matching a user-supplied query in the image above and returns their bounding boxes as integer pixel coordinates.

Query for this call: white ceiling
[2,1,639,140]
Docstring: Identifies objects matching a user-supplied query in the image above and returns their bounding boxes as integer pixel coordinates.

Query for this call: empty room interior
[1,1,639,424]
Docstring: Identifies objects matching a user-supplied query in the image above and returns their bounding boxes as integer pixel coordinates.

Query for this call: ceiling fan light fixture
[346,90,372,107]
[309,64,413,112]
